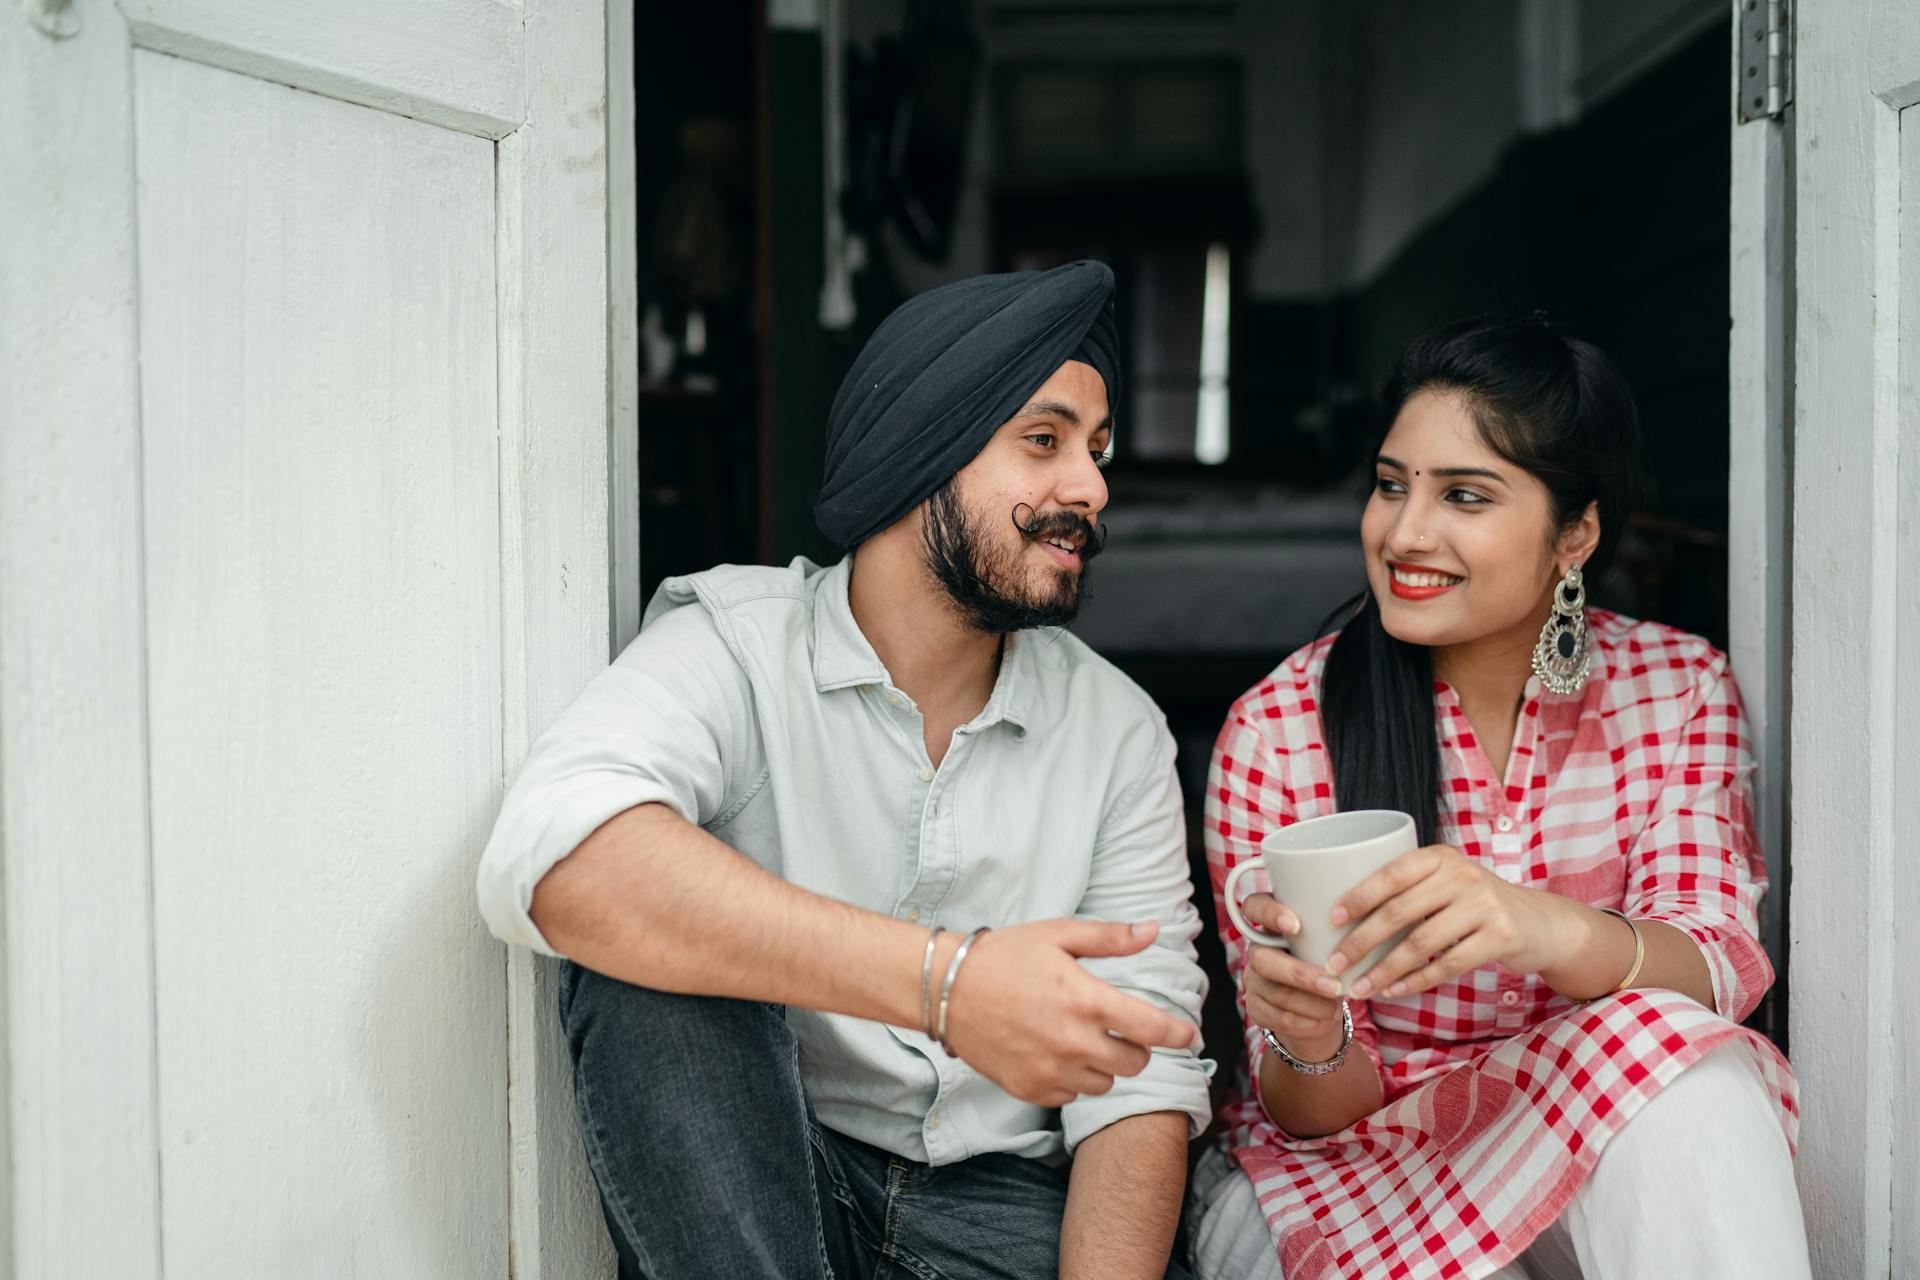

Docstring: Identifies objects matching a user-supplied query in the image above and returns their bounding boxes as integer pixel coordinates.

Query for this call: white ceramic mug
[1223,809,1419,995]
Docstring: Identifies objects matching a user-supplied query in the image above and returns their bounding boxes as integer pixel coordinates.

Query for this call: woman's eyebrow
[1429,466,1510,487]
[1375,455,1509,487]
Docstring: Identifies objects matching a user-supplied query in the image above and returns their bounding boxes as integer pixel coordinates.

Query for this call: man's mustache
[1010,504,1107,561]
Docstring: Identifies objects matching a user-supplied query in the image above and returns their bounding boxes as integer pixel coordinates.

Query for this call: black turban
[813,260,1121,547]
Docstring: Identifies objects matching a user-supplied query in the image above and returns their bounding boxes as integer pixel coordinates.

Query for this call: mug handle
[1223,861,1292,947]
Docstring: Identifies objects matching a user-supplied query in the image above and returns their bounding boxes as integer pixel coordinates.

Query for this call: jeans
[560,962,1195,1280]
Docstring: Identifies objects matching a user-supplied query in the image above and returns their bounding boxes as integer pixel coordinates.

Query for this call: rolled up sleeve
[1062,722,1215,1153]
[1620,654,1773,1021]
[475,604,754,955]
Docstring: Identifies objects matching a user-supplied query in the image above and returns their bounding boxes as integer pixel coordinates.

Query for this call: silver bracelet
[919,924,943,1039]
[1262,1000,1353,1076]
[936,926,991,1055]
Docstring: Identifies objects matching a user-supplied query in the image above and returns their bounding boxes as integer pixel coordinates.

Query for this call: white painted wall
[1,0,613,1274]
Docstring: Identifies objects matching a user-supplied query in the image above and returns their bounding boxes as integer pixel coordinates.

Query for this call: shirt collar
[811,555,1035,736]
[811,556,888,691]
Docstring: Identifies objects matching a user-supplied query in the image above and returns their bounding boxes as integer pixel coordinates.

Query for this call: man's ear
[1556,500,1602,572]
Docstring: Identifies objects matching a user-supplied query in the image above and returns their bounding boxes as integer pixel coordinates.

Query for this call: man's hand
[941,920,1199,1107]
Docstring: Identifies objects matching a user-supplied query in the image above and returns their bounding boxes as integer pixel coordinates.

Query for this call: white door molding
[1785,0,1920,1275]
[121,0,526,138]
[1,8,162,1272]
[497,0,619,1272]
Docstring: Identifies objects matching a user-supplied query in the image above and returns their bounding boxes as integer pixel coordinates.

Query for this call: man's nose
[1055,448,1108,518]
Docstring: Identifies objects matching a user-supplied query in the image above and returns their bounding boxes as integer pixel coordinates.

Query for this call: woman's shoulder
[1588,608,1734,701]
[1219,633,1337,744]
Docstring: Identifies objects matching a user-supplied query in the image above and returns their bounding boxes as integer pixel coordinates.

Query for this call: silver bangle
[936,926,991,1055]
[919,924,943,1039]
[1262,1000,1353,1076]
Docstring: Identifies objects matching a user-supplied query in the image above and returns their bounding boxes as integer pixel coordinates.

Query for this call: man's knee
[561,963,790,1067]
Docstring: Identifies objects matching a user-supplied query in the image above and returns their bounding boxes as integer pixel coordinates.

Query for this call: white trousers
[1188,1041,1811,1280]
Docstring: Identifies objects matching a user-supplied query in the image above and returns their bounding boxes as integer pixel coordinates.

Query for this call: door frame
[1726,5,1793,1030]
[1773,0,1920,1275]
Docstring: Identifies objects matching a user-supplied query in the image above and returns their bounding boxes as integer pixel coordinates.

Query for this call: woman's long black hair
[1319,315,1641,844]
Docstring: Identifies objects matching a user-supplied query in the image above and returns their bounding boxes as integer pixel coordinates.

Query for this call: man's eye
[1027,433,1056,449]
[1091,450,1114,468]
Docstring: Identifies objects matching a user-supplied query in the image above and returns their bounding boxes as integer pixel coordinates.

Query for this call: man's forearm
[531,802,937,1028]
[1060,1110,1190,1280]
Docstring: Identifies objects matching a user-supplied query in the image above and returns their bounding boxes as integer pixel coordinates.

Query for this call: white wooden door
[1764,0,1920,1274]
[1,1,613,1275]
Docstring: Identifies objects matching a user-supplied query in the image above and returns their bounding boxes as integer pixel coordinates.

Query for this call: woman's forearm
[1533,896,1715,1008]
[1254,1024,1384,1139]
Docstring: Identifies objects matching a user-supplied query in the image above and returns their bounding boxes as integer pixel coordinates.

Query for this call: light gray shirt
[477,555,1212,1164]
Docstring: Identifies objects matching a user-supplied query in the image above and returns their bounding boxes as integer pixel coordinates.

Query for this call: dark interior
[625,2,1773,1092]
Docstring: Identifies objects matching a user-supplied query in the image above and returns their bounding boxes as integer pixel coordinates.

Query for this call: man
[478,261,1212,1279]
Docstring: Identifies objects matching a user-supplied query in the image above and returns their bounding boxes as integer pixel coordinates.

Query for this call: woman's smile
[1386,561,1465,600]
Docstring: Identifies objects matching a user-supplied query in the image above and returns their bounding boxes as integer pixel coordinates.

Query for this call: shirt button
[906,907,922,924]
[1495,815,1515,833]
[919,767,934,781]
[887,692,902,706]
[1500,990,1521,1008]
[1730,854,1746,870]
[927,1110,942,1131]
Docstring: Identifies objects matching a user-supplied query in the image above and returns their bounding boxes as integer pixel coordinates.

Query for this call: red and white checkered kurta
[1204,610,1799,1280]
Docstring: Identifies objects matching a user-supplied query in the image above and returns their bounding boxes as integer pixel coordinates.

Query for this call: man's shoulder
[644,557,828,621]
[1024,628,1170,741]
[629,558,836,687]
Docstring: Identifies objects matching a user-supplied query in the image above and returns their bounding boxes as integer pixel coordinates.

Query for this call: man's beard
[920,479,1103,634]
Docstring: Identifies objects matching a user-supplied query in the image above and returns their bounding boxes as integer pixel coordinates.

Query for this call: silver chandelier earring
[1532,564,1591,695]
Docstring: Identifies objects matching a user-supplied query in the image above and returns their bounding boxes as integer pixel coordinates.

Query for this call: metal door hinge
[1738,0,1792,122]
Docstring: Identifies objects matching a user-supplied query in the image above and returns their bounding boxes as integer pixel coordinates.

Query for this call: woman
[1190,316,1806,1280]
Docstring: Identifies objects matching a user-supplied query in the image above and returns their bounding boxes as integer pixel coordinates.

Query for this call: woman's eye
[1447,488,1491,506]
[1374,476,1406,495]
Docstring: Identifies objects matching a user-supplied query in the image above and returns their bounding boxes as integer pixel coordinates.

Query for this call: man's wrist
[881,917,962,1032]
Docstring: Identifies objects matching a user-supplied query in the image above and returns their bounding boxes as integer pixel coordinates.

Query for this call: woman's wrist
[1264,1021,1346,1065]
[1533,897,1638,999]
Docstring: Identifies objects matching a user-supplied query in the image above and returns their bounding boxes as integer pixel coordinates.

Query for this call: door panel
[3,0,612,1274]
[134,51,505,1277]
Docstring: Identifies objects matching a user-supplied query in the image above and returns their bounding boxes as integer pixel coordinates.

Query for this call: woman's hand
[1236,892,1349,1059]
[1324,845,1574,1000]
